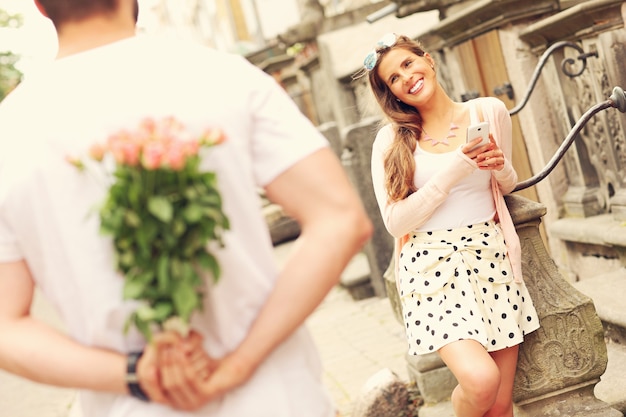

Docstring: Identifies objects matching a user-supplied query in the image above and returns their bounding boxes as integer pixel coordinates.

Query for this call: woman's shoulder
[373,123,394,149]
[473,96,508,113]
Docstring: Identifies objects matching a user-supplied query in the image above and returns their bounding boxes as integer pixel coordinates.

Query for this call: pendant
[423,123,458,146]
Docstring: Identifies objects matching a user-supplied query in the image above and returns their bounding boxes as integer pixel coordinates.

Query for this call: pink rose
[109,140,126,164]
[183,139,200,157]
[122,142,141,166]
[201,128,226,146]
[65,154,84,170]
[165,141,187,171]
[88,142,106,162]
[142,141,165,170]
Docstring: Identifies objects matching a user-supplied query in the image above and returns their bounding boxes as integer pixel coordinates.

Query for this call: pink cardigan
[371,97,523,286]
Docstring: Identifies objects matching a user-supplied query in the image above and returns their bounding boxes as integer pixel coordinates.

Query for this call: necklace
[422,108,458,146]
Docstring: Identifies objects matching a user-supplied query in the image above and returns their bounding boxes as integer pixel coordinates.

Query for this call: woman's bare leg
[438,340,501,417]
[484,345,519,417]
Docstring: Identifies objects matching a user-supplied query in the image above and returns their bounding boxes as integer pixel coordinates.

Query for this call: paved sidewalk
[0,291,78,417]
[4,242,626,417]
[306,282,409,416]
[0,245,409,417]
[274,242,411,417]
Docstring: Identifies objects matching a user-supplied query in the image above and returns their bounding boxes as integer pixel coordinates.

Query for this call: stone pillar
[386,194,621,416]
[508,194,620,417]
[318,121,342,159]
[342,117,392,297]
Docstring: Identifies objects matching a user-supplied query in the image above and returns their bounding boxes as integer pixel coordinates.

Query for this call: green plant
[0,9,23,101]
[70,116,230,340]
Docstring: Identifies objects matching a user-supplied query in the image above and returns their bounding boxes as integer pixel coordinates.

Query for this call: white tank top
[413,101,495,231]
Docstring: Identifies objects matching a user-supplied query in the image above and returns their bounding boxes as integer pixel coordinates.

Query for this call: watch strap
[126,351,150,402]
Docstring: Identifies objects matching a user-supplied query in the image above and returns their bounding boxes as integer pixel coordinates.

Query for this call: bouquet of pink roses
[73,116,229,340]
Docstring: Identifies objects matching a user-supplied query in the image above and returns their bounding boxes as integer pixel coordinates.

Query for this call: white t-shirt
[0,34,334,417]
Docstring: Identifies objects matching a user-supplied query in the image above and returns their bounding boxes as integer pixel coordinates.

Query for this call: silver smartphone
[466,122,490,151]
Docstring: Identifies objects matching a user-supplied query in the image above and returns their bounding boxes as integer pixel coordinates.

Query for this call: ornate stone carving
[505,195,620,416]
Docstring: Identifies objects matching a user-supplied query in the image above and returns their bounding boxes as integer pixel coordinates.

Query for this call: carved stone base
[610,189,626,222]
[561,186,604,218]
[405,352,456,404]
[516,381,623,417]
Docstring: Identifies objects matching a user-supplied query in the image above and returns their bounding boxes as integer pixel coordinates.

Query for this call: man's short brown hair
[37,0,119,28]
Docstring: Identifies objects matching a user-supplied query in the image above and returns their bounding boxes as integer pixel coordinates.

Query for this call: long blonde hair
[367,35,429,203]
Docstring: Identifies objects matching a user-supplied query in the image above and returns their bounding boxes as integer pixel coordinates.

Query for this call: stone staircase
[574,268,626,415]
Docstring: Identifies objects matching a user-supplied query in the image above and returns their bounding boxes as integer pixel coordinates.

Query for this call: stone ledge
[549,214,626,248]
[339,252,375,300]
[574,268,626,334]
[519,0,625,49]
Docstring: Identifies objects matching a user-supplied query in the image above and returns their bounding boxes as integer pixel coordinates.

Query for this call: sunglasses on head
[363,33,399,71]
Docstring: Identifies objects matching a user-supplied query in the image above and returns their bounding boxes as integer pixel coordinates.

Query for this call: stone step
[338,251,375,300]
[574,268,626,344]
[574,268,626,414]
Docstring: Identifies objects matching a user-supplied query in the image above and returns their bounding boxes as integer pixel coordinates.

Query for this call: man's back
[0,34,337,417]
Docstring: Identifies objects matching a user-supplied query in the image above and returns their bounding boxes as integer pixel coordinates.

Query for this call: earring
[396,98,400,102]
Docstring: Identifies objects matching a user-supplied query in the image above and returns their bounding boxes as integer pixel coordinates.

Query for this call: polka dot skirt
[398,220,540,355]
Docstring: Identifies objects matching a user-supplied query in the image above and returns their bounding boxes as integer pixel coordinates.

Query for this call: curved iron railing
[514,86,626,192]
[362,7,622,194]
[508,41,598,116]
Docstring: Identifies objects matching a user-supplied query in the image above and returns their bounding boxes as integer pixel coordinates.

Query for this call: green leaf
[123,313,135,334]
[172,281,199,321]
[183,204,203,223]
[157,256,170,293]
[148,196,173,223]
[119,251,135,269]
[171,258,183,279]
[122,270,153,299]
[172,218,186,237]
[197,251,221,282]
[153,302,174,321]
[134,315,152,341]
[123,278,146,299]
[124,210,141,228]
[184,187,199,200]
[180,261,197,283]
[136,305,157,321]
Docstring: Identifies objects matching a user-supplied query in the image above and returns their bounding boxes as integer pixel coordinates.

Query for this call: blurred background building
[136,0,386,54]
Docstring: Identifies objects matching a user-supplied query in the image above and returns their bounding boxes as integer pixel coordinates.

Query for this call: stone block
[351,368,409,417]
[262,202,300,245]
[406,355,457,405]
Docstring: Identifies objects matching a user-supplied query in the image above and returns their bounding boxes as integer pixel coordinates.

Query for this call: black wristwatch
[126,351,150,402]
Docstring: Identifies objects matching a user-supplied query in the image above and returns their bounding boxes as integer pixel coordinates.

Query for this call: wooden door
[452,30,548,247]
[453,31,539,205]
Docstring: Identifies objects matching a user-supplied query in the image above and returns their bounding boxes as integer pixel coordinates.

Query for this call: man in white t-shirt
[0,1,373,416]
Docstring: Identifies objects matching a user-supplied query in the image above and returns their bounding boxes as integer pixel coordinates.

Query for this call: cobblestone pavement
[0,291,78,417]
[5,244,626,417]
[306,284,409,417]
[0,247,410,417]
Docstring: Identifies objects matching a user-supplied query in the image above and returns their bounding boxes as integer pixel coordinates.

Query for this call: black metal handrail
[514,86,626,192]
[508,41,598,116]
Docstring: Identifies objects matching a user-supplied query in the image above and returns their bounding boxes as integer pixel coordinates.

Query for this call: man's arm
[233,146,373,376]
[158,146,373,404]
[0,260,135,395]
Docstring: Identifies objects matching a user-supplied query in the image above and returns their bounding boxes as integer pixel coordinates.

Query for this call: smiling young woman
[362,33,540,417]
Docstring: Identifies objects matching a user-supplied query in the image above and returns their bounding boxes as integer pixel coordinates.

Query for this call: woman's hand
[463,135,505,171]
